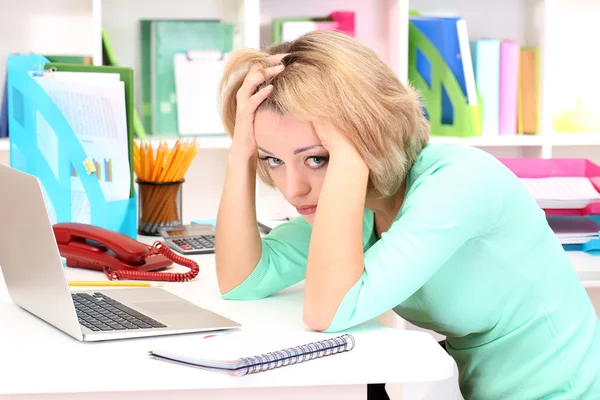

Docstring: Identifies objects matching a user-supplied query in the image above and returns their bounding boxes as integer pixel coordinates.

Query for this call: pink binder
[499,41,520,135]
[499,158,600,216]
[329,11,355,37]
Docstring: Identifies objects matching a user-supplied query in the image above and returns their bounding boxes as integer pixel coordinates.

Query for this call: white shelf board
[0,135,233,153]
[430,135,545,147]
[546,133,600,146]
[144,135,232,150]
[430,133,600,147]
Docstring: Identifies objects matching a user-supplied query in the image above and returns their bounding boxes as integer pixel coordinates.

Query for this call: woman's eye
[305,156,329,168]
[266,157,283,167]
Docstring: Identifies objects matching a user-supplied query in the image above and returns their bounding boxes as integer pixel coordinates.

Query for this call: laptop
[0,165,241,341]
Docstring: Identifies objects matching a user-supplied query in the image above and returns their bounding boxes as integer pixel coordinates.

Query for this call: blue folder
[0,71,7,138]
[470,39,500,136]
[6,54,137,238]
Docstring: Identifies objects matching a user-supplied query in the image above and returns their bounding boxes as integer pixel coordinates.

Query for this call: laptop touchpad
[133,301,204,316]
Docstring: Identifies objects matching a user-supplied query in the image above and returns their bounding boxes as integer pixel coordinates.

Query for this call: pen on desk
[68,281,163,287]
[203,332,233,339]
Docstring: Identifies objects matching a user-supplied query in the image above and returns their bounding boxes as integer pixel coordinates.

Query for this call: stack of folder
[7,54,137,238]
[500,157,600,254]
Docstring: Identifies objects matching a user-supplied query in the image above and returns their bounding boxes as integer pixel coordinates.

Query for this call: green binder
[408,23,482,138]
[43,62,135,198]
[101,29,146,140]
[140,20,234,136]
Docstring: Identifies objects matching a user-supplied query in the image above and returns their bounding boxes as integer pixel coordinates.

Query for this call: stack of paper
[547,216,600,244]
[34,70,131,224]
[520,177,600,209]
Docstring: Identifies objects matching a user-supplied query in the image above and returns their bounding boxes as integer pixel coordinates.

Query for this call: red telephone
[53,222,199,282]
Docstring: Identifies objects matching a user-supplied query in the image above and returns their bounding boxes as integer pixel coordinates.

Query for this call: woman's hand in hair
[313,119,366,167]
[230,59,284,158]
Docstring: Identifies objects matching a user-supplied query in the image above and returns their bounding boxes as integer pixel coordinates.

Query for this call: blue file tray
[563,239,600,255]
[6,54,137,238]
[557,216,600,255]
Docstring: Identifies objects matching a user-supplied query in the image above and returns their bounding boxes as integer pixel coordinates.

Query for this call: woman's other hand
[313,119,366,167]
[231,58,284,158]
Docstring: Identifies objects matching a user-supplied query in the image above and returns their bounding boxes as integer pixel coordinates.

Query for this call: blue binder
[0,70,7,138]
[6,54,137,238]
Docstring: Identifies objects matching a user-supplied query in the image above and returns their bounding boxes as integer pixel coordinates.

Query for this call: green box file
[140,20,233,136]
[408,23,482,138]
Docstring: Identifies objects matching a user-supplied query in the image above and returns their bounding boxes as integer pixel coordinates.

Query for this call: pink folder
[499,41,520,135]
[329,11,355,37]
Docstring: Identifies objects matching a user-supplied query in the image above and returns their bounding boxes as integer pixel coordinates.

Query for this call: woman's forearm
[304,153,370,330]
[215,147,262,294]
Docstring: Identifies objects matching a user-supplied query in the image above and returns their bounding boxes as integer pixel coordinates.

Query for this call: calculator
[159,224,216,255]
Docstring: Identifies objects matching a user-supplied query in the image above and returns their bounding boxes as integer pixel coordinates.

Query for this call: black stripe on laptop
[72,292,167,332]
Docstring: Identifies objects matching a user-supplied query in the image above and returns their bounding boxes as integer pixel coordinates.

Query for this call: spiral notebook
[148,333,355,376]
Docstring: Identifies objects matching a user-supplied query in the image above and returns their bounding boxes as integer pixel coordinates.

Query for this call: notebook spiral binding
[238,334,355,376]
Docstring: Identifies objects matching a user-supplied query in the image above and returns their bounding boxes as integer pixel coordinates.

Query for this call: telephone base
[63,254,173,272]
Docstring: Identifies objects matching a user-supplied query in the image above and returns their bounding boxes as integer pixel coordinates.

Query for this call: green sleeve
[222,217,312,300]
[325,159,506,332]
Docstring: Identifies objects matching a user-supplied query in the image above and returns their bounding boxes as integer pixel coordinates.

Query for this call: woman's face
[254,109,329,225]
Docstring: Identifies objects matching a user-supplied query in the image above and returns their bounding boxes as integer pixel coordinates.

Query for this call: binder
[499,41,519,135]
[470,39,500,136]
[7,54,137,238]
[409,16,482,138]
[517,48,539,135]
[0,71,7,137]
[140,20,234,135]
[100,29,147,140]
[149,333,355,376]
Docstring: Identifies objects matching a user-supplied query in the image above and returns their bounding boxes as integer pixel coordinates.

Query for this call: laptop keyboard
[72,292,167,332]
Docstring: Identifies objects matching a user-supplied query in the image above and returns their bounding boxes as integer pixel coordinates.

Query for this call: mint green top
[224,143,600,398]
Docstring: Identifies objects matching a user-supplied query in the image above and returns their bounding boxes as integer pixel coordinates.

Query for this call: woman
[214,30,600,398]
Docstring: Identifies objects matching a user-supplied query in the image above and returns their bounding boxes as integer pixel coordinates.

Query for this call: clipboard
[7,54,137,238]
[173,50,227,136]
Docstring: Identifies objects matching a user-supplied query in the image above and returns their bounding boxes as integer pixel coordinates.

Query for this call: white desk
[0,245,455,400]
[567,252,600,288]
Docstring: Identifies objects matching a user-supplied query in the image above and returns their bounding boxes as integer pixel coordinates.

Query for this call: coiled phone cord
[104,241,200,282]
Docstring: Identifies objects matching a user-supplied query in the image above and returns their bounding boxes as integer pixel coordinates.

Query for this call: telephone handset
[53,222,199,282]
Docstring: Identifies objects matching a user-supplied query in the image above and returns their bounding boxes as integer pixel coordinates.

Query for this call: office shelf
[3,0,600,220]
[430,135,545,147]
[145,135,232,150]
[431,133,600,148]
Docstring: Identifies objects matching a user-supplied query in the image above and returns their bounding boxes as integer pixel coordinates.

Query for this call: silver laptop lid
[0,165,83,341]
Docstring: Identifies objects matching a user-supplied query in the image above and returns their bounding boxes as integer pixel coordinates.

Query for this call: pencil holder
[137,179,184,236]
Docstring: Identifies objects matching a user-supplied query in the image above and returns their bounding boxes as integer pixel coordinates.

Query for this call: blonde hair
[218,30,430,198]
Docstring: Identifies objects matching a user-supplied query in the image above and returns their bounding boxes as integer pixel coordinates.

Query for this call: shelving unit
[2,0,600,211]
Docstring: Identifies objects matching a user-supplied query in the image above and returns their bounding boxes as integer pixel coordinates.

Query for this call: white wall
[0,0,97,96]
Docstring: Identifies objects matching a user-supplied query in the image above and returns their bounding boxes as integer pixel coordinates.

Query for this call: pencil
[68,281,164,287]
[133,139,199,231]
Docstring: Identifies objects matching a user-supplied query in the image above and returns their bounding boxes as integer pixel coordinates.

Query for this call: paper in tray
[499,157,600,217]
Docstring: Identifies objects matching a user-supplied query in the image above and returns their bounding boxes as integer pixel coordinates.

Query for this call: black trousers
[367,340,448,400]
